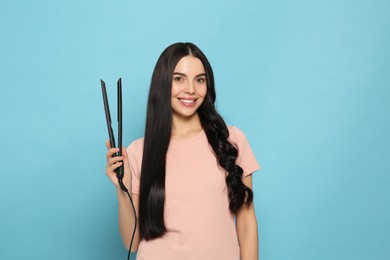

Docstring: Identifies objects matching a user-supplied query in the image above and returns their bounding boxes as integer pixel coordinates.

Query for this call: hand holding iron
[105,142,132,192]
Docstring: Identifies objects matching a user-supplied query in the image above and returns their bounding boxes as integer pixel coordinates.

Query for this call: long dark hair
[139,42,253,241]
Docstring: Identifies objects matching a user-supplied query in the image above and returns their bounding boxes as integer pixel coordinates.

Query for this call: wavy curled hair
[139,42,253,241]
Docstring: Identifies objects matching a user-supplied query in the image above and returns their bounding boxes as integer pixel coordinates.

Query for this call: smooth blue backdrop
[1,0,389,259]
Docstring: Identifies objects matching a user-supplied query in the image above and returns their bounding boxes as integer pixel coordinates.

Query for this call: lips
[178,98,197,107]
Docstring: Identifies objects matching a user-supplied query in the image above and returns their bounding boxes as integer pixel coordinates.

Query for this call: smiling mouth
[179,98,196,104]
[178,98,197,106]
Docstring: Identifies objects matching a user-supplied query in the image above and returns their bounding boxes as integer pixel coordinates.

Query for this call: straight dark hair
[139,42,253,241]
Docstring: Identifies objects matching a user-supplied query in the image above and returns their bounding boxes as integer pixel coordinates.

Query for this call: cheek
[171,84,180,97]
[200,85,207,97]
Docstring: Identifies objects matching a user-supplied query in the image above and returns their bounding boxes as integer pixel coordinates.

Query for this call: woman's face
[171,55,207,120]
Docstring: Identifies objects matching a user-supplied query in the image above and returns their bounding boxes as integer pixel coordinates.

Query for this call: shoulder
[227,125,247,144]
[227,125,260,174]
[127,137,144,155]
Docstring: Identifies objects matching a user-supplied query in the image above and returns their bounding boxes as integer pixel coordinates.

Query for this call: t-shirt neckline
[170,129,206,144]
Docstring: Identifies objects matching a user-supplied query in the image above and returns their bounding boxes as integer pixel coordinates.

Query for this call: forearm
[117,188,139,252]
[237,220,259,260]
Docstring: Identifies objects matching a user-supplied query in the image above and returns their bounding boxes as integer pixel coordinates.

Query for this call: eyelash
[173,76,206,83]
[173,77,184,82]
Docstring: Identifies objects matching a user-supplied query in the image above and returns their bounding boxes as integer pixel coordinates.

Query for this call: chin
[173,110,200,119]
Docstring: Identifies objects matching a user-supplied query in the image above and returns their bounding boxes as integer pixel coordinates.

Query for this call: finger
[106,140,111,149]
[107,161,123,173]
[122,147,130,170]
[107,155,123,165]
[122,147,128,160]
[106,148,120,161]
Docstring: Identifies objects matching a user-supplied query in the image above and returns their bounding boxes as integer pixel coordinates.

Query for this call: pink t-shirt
[126,126,260,260]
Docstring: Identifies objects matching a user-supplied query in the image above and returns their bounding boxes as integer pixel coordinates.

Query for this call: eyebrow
[173,72,206,78]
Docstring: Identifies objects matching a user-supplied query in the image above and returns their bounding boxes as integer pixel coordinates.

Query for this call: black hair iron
[101,78,136,260]
[101,78,127,192]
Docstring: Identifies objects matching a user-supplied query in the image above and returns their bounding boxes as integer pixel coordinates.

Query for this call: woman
[106,42,260,260]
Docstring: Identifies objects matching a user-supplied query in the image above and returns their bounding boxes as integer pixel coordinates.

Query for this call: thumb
[122,147,129,163]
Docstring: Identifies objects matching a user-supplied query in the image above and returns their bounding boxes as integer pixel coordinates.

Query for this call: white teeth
[180,99,195,103]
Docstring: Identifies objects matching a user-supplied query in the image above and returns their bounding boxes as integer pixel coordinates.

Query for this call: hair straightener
[101,78,127,192]
[101,78,137,259]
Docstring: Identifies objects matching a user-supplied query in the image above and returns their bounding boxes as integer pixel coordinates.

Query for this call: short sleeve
[126,138,144,195]
[228,126,261,178]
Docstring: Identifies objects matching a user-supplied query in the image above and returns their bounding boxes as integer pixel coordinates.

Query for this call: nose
[184,81,195,94]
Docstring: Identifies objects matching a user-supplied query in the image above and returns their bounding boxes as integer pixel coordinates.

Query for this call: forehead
[174,56,205,74]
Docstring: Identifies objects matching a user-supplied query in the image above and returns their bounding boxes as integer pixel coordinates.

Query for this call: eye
[197,77,206,83]
[173,76,184,82]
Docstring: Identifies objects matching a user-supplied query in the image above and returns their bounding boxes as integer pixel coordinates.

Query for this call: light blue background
[1,0,389,259]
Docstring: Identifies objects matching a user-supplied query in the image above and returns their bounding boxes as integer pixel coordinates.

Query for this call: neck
[172,113,203,138]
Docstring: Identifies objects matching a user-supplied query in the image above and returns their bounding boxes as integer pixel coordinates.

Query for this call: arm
[106,142,140,252]
[236,174,259,260]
